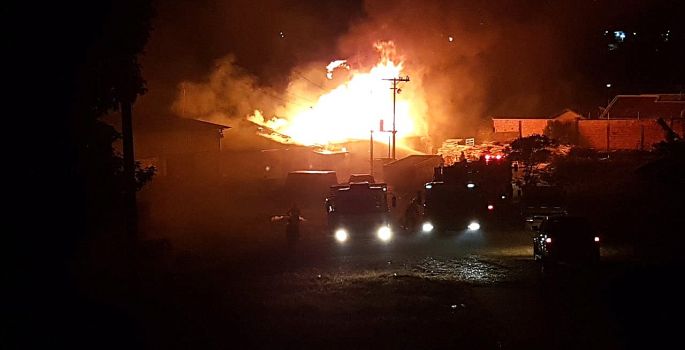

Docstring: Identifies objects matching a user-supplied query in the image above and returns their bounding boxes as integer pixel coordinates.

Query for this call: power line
[283,90,317,104]
[262,89,313,110]
[292,69,328,91]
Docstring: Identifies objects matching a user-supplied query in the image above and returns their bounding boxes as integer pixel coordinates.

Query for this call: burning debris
[437,139,509,166]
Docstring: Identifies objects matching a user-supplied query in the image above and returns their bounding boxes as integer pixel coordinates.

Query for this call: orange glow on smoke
[248,42,426,147]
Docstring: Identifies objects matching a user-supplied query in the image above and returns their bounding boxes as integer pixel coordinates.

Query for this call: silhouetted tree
[644,140,685,185]
[507,134,556,185]
[544,120,578,145]
[11,2,155,347]
[73,0,155,236]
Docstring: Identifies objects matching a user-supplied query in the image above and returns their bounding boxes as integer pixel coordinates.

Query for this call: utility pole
[383,76,410,159]
[369,130,374,175]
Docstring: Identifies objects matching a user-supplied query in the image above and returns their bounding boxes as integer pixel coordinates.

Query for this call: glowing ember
[248,42,426,147]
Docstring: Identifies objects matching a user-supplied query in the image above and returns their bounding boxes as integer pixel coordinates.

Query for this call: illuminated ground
[69,223,674,349]
[69,182,680,349]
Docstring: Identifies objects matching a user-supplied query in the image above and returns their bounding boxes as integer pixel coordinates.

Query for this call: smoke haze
[138,0,683,143]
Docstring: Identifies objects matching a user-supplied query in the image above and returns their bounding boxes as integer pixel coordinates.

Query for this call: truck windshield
[335,190,387,214]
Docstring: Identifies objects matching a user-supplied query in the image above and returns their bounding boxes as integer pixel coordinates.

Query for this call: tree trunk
[121,100,138,239]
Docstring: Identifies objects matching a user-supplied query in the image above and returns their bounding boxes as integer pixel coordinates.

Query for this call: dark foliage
[11,2,155,349]
[639,140,685,186]
[544,120,577,145]
[567,147,599,159]
[72,1,156,233]
[548,140,685,261]
[508,135,556,185]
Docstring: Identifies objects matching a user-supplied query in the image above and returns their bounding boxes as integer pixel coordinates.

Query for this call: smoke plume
[165,0,679,145]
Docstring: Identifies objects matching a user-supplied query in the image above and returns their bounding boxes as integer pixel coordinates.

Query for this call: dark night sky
[136,0,684,130]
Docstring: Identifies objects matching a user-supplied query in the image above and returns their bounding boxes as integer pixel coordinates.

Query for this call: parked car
[525,210,567,231]
[533,216,600,265]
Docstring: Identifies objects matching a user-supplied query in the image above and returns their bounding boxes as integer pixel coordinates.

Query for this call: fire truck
[420,155,512,233]
[325,182,397,243]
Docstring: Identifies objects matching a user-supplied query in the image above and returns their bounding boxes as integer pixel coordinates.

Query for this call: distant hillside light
[606,83,612,88]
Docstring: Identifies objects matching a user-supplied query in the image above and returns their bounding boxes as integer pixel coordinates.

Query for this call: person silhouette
[286,204,301,246]
[404,191,422,231]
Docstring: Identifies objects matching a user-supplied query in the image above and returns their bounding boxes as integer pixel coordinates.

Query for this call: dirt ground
[53,179,683,349]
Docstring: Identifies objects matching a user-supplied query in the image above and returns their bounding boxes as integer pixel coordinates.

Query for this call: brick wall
[521,120,549,136]
[493,119,549,136]
[578,118,684,150]
[493,118,684,150]
[609,119,642,150]
[492,119,521,133]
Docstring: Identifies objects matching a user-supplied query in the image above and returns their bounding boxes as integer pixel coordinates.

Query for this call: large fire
[248,42,426,148]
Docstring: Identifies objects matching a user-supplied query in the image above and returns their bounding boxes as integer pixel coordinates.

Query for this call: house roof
[167,118,231,130]
[600,94,685,119]
[491,115,548,120]
[137,116,231,131]
[548,109,585,120]
[492,109,584,121]
[185,118,231,129]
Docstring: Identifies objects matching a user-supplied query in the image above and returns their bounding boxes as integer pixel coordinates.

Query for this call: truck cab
[421,158,512,233]
[326,182,396,243]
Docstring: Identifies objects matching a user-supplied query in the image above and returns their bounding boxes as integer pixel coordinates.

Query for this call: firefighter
[403,191,423,231]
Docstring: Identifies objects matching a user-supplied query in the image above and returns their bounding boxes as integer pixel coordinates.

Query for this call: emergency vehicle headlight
[335,229,348,243]
[466,183,475,189]
[422,222,434,233]
[377,226,392,242]
[467,221,481,231]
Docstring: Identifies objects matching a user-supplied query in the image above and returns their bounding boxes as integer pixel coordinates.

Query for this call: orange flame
[248,42,426,147]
